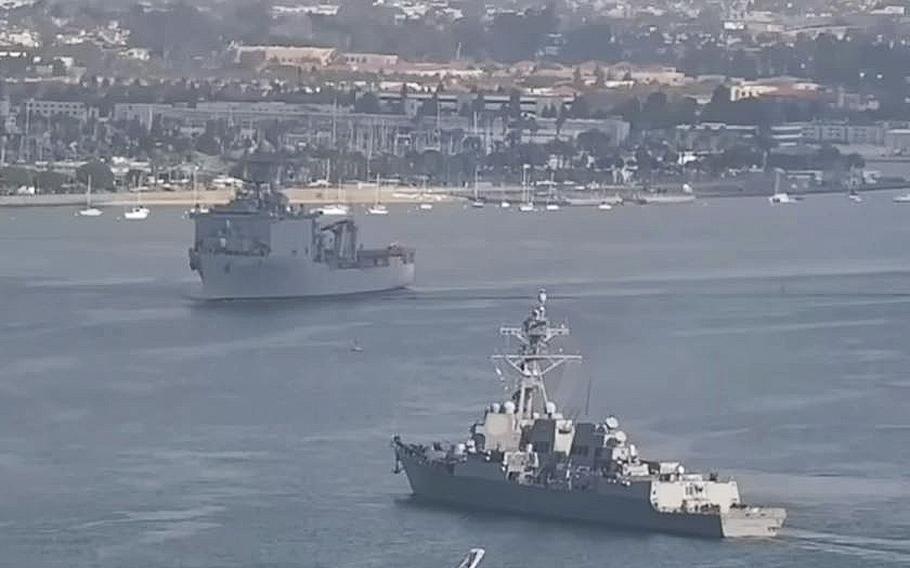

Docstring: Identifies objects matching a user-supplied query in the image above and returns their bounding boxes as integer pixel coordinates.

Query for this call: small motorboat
[311,204,350,216]
[769,192,797,204]
[367,204,389,215]
[456,549,485,568]
[77,207,102,217]
[123,205,150,220]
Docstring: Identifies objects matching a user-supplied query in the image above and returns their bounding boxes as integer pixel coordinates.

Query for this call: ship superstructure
[392,291,785,538]
[189,185,415,299]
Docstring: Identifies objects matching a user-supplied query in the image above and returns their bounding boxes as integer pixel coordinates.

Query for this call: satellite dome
[491,402,501,413]
[545,401,557,415]
[503,401,516,414]
[605,415,620,430]
[614,430,628,444]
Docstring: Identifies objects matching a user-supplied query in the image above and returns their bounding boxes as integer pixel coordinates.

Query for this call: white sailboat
[769,170,797,204]
[893,193,910,203]
[313,184,350,215]
[544,171,559,210]
[597,201,613,211]
[417,178,433,211]
[367,176,388,215]
[500,200,511,209]
[123,187,150,220]
[518,165,535,212]
[77,176,102,217]
[187,169,209,217]
[518,184,535,212]
[471,167,484,208]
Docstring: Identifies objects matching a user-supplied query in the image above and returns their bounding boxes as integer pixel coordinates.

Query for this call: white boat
[518,169,534,212]
[545,202,560,211]
[312,204,350,216]
[500,201,511,209]
[124,205,150,220]
[597,201,613,211]
[769,171,797,204]
[313,178,350,215]
[471,168,484,208]
[77,176,102,217]
[456,549,485,568]
[123,189,150,220]
[186,204,210,218]
[769,193,797,204]
[418,202,433,211]
[893,193,910,203]
[367,177,389,215]
[847,191,863,203]
[186,169,209,217]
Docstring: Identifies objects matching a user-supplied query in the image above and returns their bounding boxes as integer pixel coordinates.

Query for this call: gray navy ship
[392,291,786,538]
[188,185,415,299]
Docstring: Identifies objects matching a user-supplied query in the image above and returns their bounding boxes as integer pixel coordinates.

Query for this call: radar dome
[605,416,620,430]
[614,430,628,444]
[676,464,686,475]
[491,403,501,413]
[545,401,557,415]
[503,401,516,414]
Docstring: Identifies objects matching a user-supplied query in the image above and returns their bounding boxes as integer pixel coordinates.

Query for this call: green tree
[76,161,115,190]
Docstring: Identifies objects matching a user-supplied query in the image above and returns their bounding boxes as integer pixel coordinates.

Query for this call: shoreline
[0,187,456,208]
[2,183,909,208]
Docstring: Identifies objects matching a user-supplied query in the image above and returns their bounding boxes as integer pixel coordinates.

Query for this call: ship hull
[397,452,782,538]
[195,253,415,299]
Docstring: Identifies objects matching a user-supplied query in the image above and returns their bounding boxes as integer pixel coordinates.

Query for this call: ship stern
[721,506,786,538]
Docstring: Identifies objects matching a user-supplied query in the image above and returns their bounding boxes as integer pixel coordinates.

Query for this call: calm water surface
[1,196,909,567]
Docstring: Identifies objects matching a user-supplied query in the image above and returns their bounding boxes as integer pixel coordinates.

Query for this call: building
[885,129,910,153]
[340,52,399,72]
[770,124,803,147]
[234,45,338,68]
[23,100,88,121]
[800,122,885,145]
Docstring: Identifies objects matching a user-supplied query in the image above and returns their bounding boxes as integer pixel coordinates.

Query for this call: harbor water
[1,195,909,567]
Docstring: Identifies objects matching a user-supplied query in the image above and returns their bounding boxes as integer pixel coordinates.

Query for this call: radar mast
[492,289,581,423]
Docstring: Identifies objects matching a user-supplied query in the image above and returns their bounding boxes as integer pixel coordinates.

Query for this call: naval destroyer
[188,185,415,299]
[392,291,786,538]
